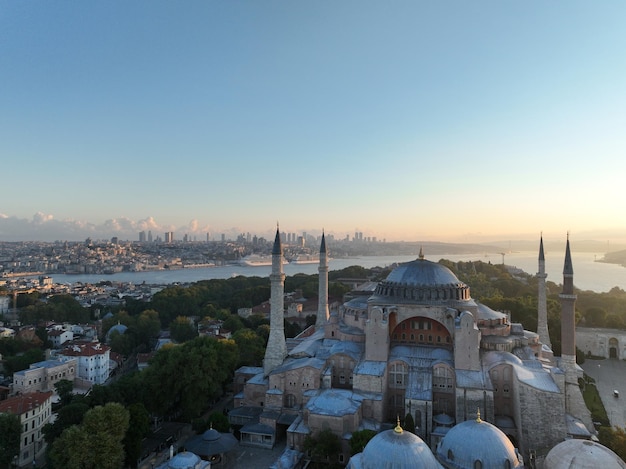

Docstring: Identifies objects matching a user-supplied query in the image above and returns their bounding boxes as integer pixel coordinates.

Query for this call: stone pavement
[581,358,626,428]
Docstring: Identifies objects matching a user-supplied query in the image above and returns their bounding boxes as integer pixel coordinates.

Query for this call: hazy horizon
[2,212,626,250]
[3,2,626,245]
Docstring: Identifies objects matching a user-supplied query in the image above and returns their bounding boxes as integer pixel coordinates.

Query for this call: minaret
[537,235,551,348]
[559,234,577,369]
[263,226,287,376]
[316,231,330,327]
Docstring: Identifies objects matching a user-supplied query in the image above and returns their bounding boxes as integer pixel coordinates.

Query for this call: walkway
[581,358,626,428]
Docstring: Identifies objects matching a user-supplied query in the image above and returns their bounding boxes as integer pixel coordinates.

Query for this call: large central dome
[385,258,462,286]
[373,257,470,303]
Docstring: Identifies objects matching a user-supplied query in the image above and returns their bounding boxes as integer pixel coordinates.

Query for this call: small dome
[359,425,442,468]
[106,323,128,342]
[166,451,201,469]
[202,428,220,441]
[385,259,462,287]
[544,439,626,468]
[437,417,523,468]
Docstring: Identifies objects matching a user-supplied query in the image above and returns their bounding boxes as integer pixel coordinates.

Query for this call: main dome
[373,257,470,302]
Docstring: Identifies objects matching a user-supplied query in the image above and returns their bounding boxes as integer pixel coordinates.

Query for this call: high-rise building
[139,231,146,242]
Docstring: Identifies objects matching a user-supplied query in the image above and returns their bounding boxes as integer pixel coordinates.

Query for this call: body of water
[46,250,626,293]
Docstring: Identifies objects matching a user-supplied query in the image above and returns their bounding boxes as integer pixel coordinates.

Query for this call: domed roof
[160,451,209,469]
[437,415,523,469]
[544,439,626,468]
[359,424,442,469]
[385,258,462,287]
[106,323,128,342]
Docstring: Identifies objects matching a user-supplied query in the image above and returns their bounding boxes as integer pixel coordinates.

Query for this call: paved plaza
[581,358,626,428]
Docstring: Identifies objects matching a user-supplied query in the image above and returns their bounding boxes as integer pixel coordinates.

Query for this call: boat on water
[238,254,287,267]
[289,254,326,264]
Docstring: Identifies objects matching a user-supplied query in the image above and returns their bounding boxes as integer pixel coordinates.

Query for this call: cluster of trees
[33,335,239,468]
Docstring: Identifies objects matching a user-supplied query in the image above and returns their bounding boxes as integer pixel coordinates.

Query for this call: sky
[2,1,626,244]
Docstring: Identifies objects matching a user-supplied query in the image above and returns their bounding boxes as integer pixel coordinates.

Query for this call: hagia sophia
[228,230,626,468]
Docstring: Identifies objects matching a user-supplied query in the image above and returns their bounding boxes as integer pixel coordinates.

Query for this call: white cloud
[0,213,216,242]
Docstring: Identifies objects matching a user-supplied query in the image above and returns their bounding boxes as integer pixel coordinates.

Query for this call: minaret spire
[559,233,577,368]
[537,234,551,347]
[316,230,330,327]
[264,225,287,376]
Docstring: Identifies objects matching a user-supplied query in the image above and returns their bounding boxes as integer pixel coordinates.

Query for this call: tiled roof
[0,391,53,415]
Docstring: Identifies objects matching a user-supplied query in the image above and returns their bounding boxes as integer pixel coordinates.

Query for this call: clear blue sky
[2,1,625,243]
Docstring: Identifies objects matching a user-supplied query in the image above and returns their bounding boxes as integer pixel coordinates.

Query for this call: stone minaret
[537,235,551,348]
[316,231,330,327]
[559,234,577,369]
[263,227,287,376]
[558,234,594,431]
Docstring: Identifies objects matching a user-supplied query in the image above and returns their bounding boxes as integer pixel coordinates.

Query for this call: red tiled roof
[60,342,110,357]
[0,391,53,415]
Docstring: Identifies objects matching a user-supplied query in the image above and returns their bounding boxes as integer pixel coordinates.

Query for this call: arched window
[474,460,482,469]
[448,449,454,461]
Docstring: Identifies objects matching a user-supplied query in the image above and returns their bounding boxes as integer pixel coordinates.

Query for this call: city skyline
[3,2,626,243]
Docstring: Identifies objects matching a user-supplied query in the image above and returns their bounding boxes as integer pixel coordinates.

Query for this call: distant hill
[598,250,626,267]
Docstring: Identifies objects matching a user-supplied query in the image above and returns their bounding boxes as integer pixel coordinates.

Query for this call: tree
[207,411,230,433]
[349,429,376,455]
[404,412,416,434]
[55,379,74,406]
[43,402,90,444]
[232,329,265,367]
[0,413,20,469]
[598,425,626,462]
[123,403,150,468]
[169,316,197,343]
[585,307,608,327]
[49,402,129,469]
[142,336,238,419]
[304,428,342,468]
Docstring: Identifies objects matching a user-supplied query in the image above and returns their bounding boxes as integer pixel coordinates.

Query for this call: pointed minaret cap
[272,224,282,255]
[539,233,545,261]
[563,232,573,275]
[320,230,326,254]
[418,246,424,260]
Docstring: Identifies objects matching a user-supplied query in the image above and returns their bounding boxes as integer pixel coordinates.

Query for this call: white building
[57,341,111,387]
[0,391,53,467]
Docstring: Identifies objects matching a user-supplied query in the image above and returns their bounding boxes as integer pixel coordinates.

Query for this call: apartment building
[0,391,53,467]
[12,359,77,394]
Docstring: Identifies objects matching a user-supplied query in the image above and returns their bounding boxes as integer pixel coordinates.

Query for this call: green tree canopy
[169,316,198,343]
[0,413,20,469]
[349,429,376,456]
[142,336,238,419]
[49,402,130,469]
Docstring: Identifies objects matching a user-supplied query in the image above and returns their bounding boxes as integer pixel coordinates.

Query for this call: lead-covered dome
[349,424,442,469]
[374,257,470,302]
[436,416,523,469]
[544,439,626,468]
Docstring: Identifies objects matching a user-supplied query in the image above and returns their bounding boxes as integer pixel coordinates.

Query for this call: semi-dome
[373,257,470,302]
[350,423,442,469]
[436,415,523,469]
[544,439,626,469]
